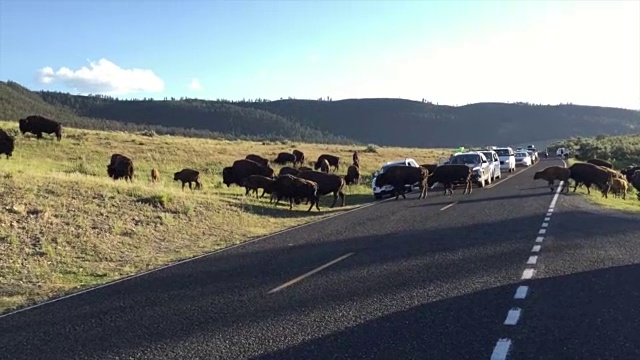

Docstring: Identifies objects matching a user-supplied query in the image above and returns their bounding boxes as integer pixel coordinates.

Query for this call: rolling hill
[1,80,638,147]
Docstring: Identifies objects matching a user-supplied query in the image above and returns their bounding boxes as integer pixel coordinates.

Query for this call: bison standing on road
[174,168,202,190]
[315,154,340,172]
[568,162,612,195]
[222,159,274,187]
[18,115,62,141]
[107,154,134,182]
[533,166,571,193]
[297,170,346,208]
[428,164,473,195]
[270,174,320,211]
[273,152,296,165]
[292,150,305,167]
[374,165,429,200]
[0,129,15,159]
[245,154,269,167]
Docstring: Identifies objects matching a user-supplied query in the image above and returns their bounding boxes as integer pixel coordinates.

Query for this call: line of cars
[371,145,540,199]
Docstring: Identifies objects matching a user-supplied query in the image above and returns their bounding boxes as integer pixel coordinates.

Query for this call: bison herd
[533,158,640,201]
[0,115,63,159]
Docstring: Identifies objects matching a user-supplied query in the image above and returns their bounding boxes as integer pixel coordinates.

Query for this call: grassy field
[0,120,451,314]
[565,159,640,213]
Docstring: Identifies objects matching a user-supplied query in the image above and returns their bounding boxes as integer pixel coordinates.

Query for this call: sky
[0,0,638,109]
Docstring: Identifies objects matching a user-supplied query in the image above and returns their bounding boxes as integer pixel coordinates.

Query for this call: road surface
[1,157,639,360]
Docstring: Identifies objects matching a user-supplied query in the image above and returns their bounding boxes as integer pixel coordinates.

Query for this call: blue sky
[1,0,638,109]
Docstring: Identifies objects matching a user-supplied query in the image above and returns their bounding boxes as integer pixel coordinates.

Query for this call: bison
[344,164,360,185]
[292,149,305,167]
[428,164,473,195]
[270,174,320,211]
[632,170,640,200]
[604,177,629,200]
[245,154,269,167]
[586,158,613,169]
[107,154,134,182]
[18,115,62,141]
[0,129,15,159]
[568,162,612,195]
[374,165,429,200]
[278,166,300,177]
[174,168,202,190]
[222,159,274,187]
[273,152,296,165]
[533,166,571,193]
[242,174,275,199]
[621,165,640,183]
[151,168,159,183]
[315,158,330,173]
[315,154,340,172]
[297,170,346,208]
[298,166,313,172]
[353,151,359,165]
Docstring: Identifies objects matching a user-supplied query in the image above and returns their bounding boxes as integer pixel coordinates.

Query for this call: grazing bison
[242,174,275,199]
[107,154,134,182]
[533,166,571,192]
[278,166,300,177]
[292,149,305,167]
[315,158,330,173]
[0,129,15,159]
[315,154,340,172]
[273,152,296,165]
[174,168,202,190]
[222,159,274,187]
[151,168,159,183]
[270,174,320,211]
[374,165,429,200]
[428,164,473,195]
[297,170,346,208]
[18,115,62,141]
[245,154,269,167]
[344,164,360,185]
[586,158,613,169]
[568,162,612,195]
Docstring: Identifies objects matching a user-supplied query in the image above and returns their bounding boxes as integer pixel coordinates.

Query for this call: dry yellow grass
[0,120,452,314]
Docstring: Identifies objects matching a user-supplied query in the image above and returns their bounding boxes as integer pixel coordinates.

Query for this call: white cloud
[188,78,202,91]
[36,58,164,95]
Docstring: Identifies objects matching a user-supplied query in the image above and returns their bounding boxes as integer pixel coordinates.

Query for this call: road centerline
[267,252,355,294]
[440,202,458,211]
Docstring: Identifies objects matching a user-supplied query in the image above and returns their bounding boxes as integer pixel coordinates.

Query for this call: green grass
[565,159,640,213]
[0,120,452,314]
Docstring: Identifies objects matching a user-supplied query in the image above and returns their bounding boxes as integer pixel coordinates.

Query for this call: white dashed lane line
[489,162,566,360]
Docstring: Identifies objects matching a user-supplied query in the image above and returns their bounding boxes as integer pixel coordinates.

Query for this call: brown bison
[533,166,571,192]
[174,168,202,190]
[586,158,613,169]
[568,162,612,195]
[315,158,330,173]
[621,165,640,183]
[315,154,340,171]
[292,149,305,167]
[245,154,269,167]
[278,166,300,177]
[107,154,134,182]
[0,129,15,159]
[297,170,346,208]
[242,174,275,199]
[151,168,159,183]
[428,164,473,195]
[344,165,360,185]
[273,152,296,165]
[374,165,429,200]
[353,151,359,165]
[18,115,62,141]
[298,166,313,172]
[222,159,274,187]
[269,174,320,211]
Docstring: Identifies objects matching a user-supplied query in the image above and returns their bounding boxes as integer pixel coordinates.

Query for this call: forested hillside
[1,80,638,147]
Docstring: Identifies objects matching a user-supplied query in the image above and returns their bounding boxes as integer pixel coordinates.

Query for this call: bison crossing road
[9,157,639,360]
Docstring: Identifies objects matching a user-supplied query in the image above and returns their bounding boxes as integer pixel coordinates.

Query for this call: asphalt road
[1,157,639,360]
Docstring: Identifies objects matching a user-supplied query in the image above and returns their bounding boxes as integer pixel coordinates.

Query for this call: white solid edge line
[527,255,538,265]
[522,268,535,280]
[504,308,522,325]
[490,338,512,360]
[440,201,458,211]
[267,252,355,294]
[514,285,529,299]
[0,195,397,320]
[532,245,541,252]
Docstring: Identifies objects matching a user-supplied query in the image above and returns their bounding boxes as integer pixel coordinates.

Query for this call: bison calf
[151,168,159,183]
[174,168,202,190]
[242,175,275,199]
[533,166,571,193]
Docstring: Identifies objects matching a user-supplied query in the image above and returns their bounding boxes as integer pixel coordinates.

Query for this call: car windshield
[481,152,493,160]
[451,154,481,165]
[515,152,527,157]
[495,149,510,156]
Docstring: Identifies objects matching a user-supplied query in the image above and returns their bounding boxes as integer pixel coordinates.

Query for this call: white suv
[449,151,493,187]
[480,150,502,181]
[372,158,420,200]
[494,147,516,173]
